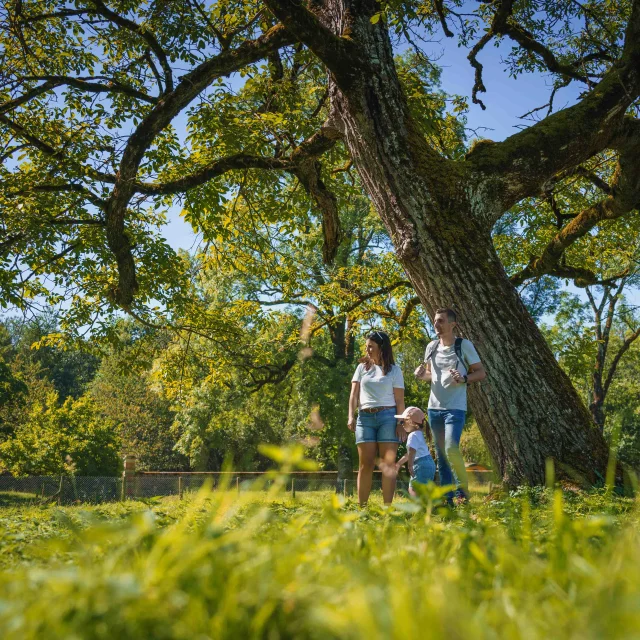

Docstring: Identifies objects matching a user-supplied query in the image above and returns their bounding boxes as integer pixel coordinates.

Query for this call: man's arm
[467,362,486,383]
[453,339,486,384]
[451,362,486,384]
[414,360,432,382]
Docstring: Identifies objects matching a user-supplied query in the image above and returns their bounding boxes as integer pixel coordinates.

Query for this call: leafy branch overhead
[0,0,638,320]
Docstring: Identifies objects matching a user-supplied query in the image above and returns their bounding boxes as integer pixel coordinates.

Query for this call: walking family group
[347,308,487,506]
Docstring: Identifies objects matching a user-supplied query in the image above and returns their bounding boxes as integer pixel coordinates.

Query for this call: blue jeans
[428,409,468,498]
[355,407,398,444]
[409,455,436,492]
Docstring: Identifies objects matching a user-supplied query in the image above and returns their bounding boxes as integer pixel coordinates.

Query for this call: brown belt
[359,406,395,414]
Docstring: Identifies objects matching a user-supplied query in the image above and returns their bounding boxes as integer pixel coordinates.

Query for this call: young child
[394,406,436,496]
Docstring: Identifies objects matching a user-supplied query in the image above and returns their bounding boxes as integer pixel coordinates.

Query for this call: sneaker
[453,492,469,507]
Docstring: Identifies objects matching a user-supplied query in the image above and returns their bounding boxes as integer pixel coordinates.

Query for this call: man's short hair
[435,307,457,323]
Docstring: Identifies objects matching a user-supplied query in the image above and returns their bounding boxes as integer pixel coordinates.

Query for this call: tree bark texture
[262,0,634,485]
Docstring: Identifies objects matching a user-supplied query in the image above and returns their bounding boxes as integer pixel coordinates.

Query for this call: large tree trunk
[262,0,638,485]
[320,1,609,486]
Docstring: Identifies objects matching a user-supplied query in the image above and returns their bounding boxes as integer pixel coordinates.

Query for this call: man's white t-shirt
[427,339,481,411]
[407,430,431,460]
[351,363,404,409]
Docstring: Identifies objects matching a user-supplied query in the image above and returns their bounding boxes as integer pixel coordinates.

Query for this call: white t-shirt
[427,339,481,411]
[407,430,431,460]
[351,363,404,409]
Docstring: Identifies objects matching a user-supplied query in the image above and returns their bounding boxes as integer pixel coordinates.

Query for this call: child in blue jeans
[394,407,435,496]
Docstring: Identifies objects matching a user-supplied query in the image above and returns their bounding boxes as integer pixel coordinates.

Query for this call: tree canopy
[2,0,635,325]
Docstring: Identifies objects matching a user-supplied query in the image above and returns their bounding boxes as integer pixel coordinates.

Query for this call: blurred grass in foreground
[0,477,638,639]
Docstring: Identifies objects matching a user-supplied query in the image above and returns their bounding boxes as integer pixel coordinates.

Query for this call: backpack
[425,337,470,372]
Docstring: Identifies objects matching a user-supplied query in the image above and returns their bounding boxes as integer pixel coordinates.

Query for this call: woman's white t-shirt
[351,363,404,409]
[406,430,431,460]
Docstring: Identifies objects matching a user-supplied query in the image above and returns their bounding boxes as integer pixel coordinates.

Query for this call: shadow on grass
[0,491,38,507]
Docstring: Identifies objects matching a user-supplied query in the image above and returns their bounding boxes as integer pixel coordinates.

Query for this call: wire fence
[0,475,122,504]
[0,470,494,505]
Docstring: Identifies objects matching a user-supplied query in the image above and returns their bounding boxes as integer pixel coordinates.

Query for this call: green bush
[0,392,120,476]
[460,419,493,468]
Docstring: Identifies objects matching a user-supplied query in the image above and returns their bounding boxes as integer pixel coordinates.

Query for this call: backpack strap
[425,340,439,364]
[454,337,469,371]
[427,338,470,370]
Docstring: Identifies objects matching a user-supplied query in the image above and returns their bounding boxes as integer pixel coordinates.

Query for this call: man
[415,308,486,503]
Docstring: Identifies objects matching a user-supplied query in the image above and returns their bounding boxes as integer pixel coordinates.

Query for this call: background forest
[1,238,639,477]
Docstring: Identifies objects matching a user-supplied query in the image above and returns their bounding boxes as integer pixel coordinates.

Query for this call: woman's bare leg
[357,442,377,506]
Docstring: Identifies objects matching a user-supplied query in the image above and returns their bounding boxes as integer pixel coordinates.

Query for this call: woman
[348,331,405,506]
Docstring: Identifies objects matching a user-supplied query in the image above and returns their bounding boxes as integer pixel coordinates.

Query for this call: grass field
[0,479,639,639]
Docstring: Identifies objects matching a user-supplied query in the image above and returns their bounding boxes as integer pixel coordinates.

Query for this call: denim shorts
[409,455,436,491]
[355,407,398,444]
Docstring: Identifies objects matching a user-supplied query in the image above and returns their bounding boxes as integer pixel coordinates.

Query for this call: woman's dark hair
[360,330,395,375]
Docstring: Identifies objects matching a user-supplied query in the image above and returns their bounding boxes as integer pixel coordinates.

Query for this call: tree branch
[262,0,364,88]
[574,166,612,195]
[102,23,295,307]
[0,232,26,255]
[129,127,338,196]
[470,0,596,109]
[604,326,640,395]
[467,0,640,218]
[491,2,590,84]
[312,281,413,335]
[0,113,63,157]
[21,243,81,283]
[16,75,158,104]
[546,191,576,229]
[601,281,625,367]
[467,31,493,110]
[18,9,90,23]
[434,0,454,38]
[134,154,290,194]
[293,158,342,265]
[46,217,105,226]
[5,182,107,208]
[513,259,632,288]
[509,168,639,286]
[186,0,230,49]
[88,0,174,93]
[0,79,64,115]
[466,0,519,110]
[0,143,28,164]
[398,296,421,327]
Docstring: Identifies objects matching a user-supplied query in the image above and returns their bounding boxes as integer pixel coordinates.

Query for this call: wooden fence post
[291,478,296,499]
[122,454,137,501]
[178,476,183,500]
